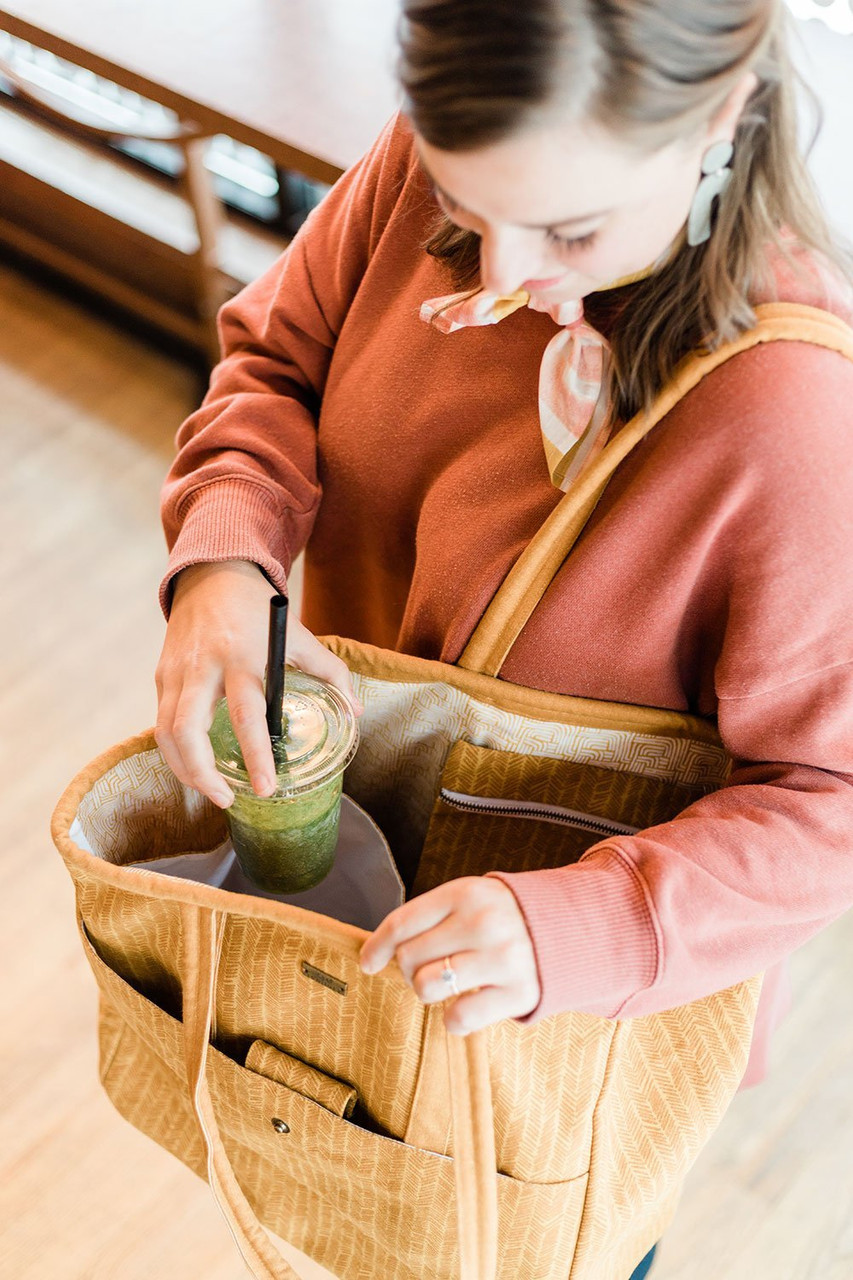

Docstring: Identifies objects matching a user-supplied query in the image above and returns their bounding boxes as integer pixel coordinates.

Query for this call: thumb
[287,621,364,716]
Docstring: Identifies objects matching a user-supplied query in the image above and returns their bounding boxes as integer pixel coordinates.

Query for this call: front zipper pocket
[439,789,640,839]
[410,738,704,897]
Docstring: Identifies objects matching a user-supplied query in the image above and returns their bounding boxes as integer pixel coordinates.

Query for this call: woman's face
[416,74,756,303]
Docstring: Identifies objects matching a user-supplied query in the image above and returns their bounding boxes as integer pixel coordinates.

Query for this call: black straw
[265,594,289,740]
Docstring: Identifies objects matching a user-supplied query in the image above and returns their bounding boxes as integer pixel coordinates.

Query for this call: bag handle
[180,903,499,1280]
[458,302,853,678]
[178,304,853,1280]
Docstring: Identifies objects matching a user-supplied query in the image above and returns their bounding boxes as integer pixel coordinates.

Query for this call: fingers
[223,668,277,797]
[156,668,276,805]
[155,676,235,808]
[360,878,481,973]
[441,978,541,1035]
[155,562,279,806]
[358,878,538,1015]
[154,563,362,811]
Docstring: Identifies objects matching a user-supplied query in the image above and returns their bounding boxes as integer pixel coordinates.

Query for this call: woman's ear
[706,70,761,146]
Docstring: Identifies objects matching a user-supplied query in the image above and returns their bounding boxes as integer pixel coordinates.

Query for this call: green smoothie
[208,671,359,894]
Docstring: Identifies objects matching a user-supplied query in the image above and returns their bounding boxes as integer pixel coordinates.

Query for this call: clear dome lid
[209,669,358,795]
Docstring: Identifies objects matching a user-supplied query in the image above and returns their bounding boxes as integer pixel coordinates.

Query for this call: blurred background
[1,3,851,1278]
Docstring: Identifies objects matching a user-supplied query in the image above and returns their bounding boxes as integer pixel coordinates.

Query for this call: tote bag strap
[180,903,499,1280]
[458,302,853,678]
[180,904,300,1279]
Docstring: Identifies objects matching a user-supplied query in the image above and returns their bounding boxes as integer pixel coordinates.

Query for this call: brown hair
[397,0,853,423]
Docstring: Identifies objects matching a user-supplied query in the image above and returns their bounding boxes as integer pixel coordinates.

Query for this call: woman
[155,2,853,1276]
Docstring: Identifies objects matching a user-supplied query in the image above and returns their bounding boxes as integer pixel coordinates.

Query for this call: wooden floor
[1,256,852,1280]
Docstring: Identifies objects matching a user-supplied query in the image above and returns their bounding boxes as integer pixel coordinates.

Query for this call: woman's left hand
[358,876,542,1035]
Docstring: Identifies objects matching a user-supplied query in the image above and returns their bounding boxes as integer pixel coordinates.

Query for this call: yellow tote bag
[51,304,853,1280]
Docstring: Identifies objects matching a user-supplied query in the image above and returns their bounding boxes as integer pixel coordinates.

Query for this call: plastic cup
[208,670,359,893]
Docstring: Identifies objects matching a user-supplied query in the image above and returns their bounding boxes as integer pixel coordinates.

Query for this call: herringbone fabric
[50,303,853,1280]
[53,663,759,1280]
[334,651,730,895]
[245,1041,359,1119]
[411,739,711,893]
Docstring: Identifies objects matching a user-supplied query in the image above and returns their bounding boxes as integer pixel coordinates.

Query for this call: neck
[591,223,688,295]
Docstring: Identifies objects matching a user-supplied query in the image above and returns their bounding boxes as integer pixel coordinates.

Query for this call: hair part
[398,0,853,423]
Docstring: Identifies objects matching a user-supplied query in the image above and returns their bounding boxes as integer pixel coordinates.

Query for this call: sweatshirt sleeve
[158,110,415,618]
[487,339,853,1025]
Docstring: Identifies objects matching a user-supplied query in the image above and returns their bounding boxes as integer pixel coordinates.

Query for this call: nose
[479,226,544,296]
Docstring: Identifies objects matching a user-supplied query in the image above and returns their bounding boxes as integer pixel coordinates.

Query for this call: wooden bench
[0,0,401,365]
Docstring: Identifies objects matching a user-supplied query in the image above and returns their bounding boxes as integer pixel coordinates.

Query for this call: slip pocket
[411,739,706,896]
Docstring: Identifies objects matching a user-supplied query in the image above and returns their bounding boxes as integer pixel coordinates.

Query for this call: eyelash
[434,188,597,254]
[545,228,598,253]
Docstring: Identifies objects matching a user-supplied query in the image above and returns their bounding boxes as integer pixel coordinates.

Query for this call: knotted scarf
[419,231,682,490]
[420,224,853,492]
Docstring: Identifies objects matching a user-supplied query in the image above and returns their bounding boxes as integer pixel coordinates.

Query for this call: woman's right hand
[154,560,363,808]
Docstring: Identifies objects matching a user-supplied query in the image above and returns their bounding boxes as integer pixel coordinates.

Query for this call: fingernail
[213,790,233,809]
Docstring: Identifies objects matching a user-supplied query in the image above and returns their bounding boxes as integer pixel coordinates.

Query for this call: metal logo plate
[301,960,348,996]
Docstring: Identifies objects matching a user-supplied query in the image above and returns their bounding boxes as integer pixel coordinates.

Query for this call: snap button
[271,1117,290,1134]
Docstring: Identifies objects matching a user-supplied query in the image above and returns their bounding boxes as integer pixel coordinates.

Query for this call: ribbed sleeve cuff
[485,848,659,1024]
[159,480,293,619]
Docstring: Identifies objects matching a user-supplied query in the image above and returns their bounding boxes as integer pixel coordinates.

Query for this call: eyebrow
[419,158,612,230]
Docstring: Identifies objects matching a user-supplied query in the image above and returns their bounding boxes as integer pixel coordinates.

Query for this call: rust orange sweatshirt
[160,112,853,1089]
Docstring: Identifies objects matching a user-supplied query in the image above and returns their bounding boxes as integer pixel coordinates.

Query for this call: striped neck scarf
[420,233,685,491]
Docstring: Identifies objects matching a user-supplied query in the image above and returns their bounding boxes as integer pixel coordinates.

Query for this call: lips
[522,274,568,291]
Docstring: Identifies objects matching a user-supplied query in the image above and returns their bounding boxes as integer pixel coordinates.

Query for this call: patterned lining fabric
[343,670,731,892]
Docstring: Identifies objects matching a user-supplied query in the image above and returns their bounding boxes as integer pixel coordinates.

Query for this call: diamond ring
[441,957,461,997]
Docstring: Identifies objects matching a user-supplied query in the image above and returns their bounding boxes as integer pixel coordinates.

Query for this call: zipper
[439,788,639,838]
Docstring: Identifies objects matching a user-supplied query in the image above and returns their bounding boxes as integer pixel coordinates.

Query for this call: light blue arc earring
[687,140,735,246]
